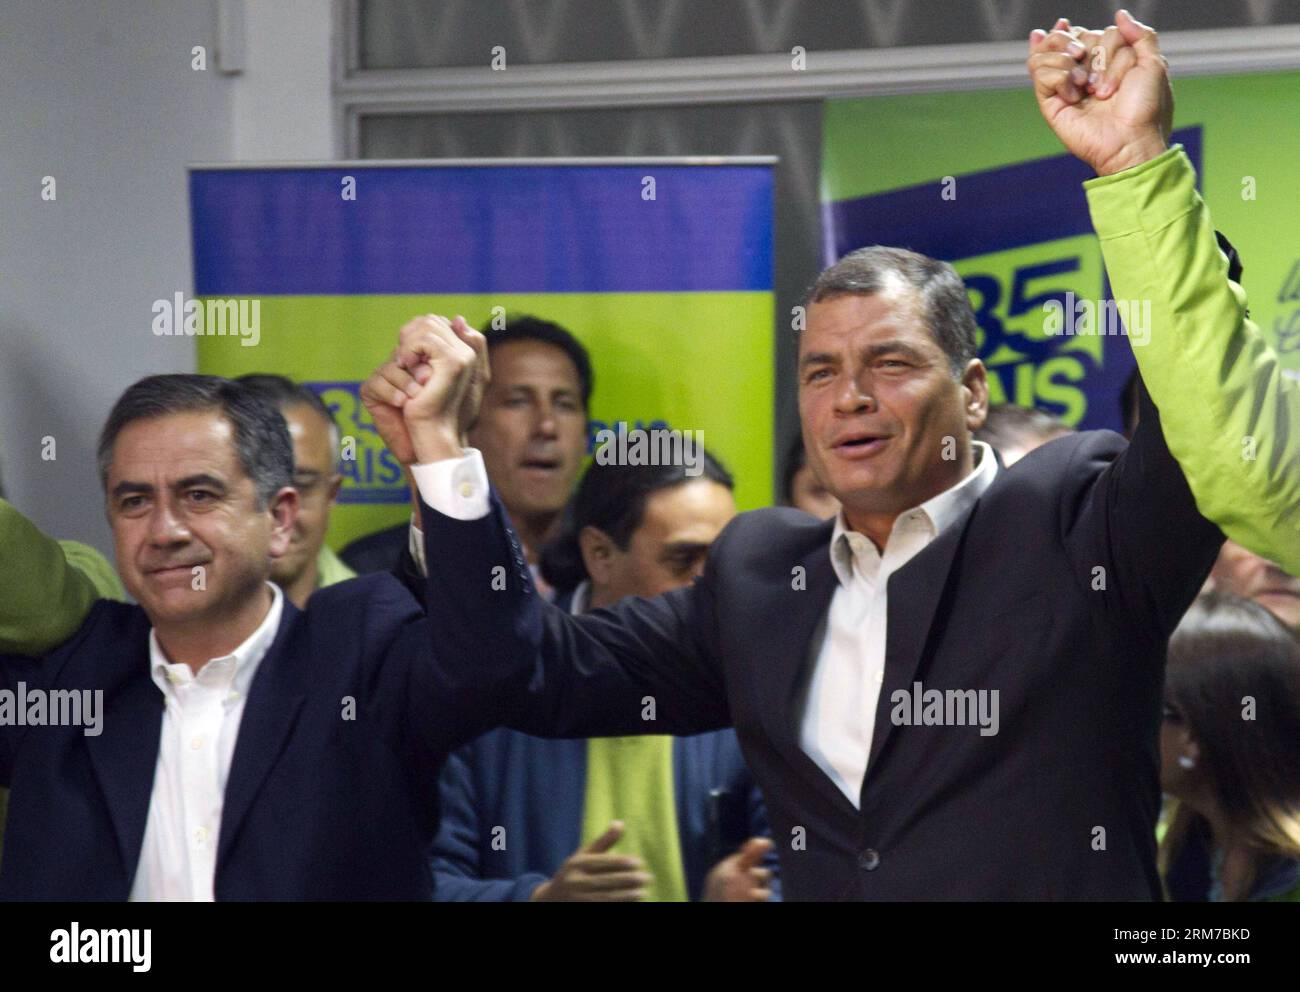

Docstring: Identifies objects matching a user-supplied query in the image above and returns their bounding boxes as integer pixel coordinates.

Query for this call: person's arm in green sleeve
[1084,146,1299,575]
[0,498,124,656]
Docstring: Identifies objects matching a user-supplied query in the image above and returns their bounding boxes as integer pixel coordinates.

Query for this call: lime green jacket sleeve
[1085,145,1300,575]
[316,544,357,588]
[0,499,124,656]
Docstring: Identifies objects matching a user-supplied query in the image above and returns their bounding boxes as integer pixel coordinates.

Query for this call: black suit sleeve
[1060,381,1224,648]
[0,655,44,788]
[392,532,426,606]
[420,493,731,739]
[0,659,17,787]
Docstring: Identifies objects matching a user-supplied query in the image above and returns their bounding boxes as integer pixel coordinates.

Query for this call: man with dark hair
[478,314,594,409]
[0,373,501,900]
[90,375,297,639]
[804,245,979,377]
[464,315,591,585]
[235,374,354,606]
[974,403,1073,467]
[432,448,778,902]
[363,14,1287,900]
[344,313,592,592]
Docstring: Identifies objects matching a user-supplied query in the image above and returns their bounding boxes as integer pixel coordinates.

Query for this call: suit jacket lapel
[216,607,309,868]
[760,534,861,817]
[865,506,973,778]
[84,636,163,892]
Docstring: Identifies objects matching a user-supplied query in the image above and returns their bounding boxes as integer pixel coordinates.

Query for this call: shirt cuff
[409,448,491,521]
[408,515,428,578]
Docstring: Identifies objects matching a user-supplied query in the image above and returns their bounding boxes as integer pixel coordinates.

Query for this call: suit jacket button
[858,848,880,871]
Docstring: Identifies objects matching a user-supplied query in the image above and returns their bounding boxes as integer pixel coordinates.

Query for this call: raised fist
[360,314,489,465]
[1028,10,1173,176]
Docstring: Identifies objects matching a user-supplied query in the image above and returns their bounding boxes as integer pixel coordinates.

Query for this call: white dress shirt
[128,583,284,902]
[410,444,998,809]
[799,442,997,807]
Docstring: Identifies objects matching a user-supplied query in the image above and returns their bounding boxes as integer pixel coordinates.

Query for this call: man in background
[462,316,591,591]
[347,315,591,595]
[1209,541,1300,637]
[974,403,1073,467]
[235,374,354,605]
[432,450,777,902]
[780,436,841,520]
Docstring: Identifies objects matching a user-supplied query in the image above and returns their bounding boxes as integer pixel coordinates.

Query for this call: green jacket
[1085,146,1299,574]
[315,543,357,587]
[0,499,125,657]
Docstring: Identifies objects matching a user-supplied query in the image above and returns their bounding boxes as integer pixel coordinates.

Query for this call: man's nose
[533,405,560,438]
[833,372,876,414]
[146,499,192,546]
[1231,549,1270,588]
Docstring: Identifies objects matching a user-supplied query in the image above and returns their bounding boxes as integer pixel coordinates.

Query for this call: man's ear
[267,486,300,560]
[326,473,344,506]
[961,359,989,432]
[578,525,617,586]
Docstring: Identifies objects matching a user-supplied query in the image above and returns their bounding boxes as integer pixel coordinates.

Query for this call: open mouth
[832,433,890,459]
[519,458,561,474]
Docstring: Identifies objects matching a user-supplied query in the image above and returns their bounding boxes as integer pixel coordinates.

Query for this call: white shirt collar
[148,582,285,697]
[568,579,591,617]
[829,440,998,587]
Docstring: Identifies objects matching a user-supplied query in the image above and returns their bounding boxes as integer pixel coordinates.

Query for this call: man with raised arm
[1038,13,1299,575]
[363,12,1289,900]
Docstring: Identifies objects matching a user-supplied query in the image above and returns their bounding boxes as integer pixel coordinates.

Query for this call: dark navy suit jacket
[418,389,1224,900]
[0,571,501,900]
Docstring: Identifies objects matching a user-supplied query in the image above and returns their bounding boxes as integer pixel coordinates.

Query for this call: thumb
[452,315,489,383]
[583,820,624,854]
[1115,9,1158,57]
[450,314,485,357]
[733,836,774,870]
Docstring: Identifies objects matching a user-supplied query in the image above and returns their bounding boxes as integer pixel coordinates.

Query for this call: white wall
[0,0,335,558]
[232,0,335,160]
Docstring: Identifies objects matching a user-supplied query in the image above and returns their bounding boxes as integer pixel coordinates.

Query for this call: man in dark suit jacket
[360,16,1237,900]
[0,375,496,900]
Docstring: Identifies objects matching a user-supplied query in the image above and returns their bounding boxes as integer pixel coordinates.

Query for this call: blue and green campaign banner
[190,161,774,550]
[822,71,1300,431]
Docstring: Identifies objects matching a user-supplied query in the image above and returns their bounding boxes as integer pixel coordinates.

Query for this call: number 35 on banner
[956,237,1110,426]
